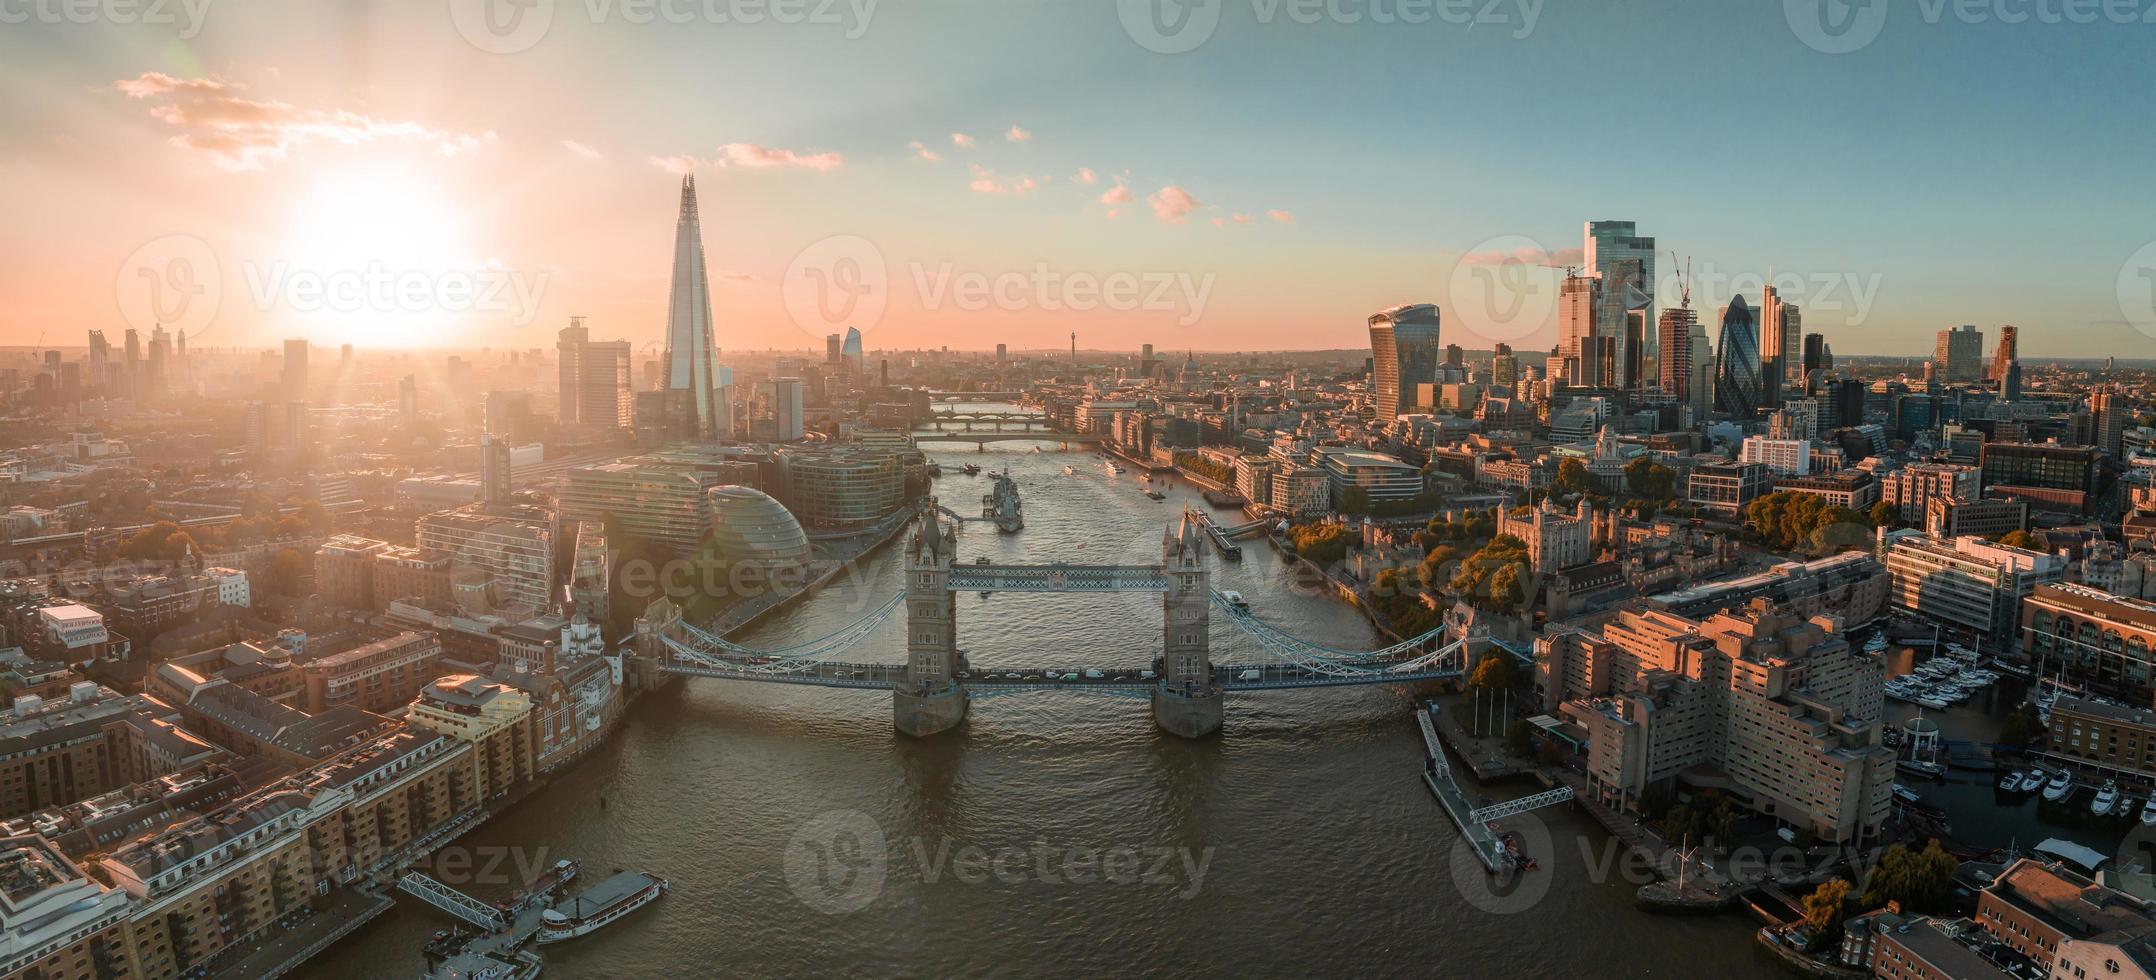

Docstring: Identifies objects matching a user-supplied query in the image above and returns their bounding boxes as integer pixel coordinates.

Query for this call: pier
[1417,704,1507,872]
[1186,508,1243,561]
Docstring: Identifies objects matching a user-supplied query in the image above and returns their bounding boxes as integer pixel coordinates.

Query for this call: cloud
[1460,244,1582,267]
[908,140,941,162]
[1146,185,1201,224]
[1266,209,1295,225]
[562,140,603,161]
[1233,212,1255,224]
[1099,185,1133,206]
[114,71,494,171]
[648,154,700,174]
[1075,167,1096,185]
[1211,217,1226,227]
[970,177,1006,195]
[951,132,975,148]
[715,141,844,172]
[1005,124,1031,143]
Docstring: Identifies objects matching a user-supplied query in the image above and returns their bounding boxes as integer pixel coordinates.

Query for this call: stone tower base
[1152,687,1224,738]
[894,686,969,737]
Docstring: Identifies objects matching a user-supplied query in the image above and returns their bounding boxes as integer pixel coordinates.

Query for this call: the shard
[664,175,720,439]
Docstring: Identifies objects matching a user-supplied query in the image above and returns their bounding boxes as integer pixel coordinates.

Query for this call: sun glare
[274,168,485,345]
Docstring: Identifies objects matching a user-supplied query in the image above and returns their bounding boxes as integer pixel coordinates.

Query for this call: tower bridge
[644,511,1517,738]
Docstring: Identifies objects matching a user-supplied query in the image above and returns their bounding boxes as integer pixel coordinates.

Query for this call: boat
[1892,784,1922,805]
[1063,465,1075,476]
[2018,769,2048,793]
[2093,780,2121,816]
[1144,490,1166,501]
[961,463,981,476]
[2141,797,2156,827]
[537,870,668,944]
[1999,769,2025,792]
[1898,759,1945,779]
[1221,590,1250,611]
[981,469,1024,534]
[2043,770,2076,802]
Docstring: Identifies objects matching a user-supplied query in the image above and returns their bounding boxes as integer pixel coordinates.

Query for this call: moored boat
[537,870,668,945]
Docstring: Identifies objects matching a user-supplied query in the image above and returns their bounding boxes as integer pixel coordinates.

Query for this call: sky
[2,0,2153,358]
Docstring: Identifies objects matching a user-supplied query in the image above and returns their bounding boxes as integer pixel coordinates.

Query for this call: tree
[1337,486,1372,516]
[2000,703,2048,750]
[1802,878,1852,949]
[1997,530,2042,551]
[1861,840,1959,913]
[1869,500,1901,530]
[1489,563,1526,614]
[1506,719,1535,756]
[1556,458,1595,496]
[1623,457,1678,501]
[1468,651,1517,691]
[268,548,311,596]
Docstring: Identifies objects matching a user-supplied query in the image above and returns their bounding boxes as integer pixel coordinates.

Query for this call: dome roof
[706,485,810,568]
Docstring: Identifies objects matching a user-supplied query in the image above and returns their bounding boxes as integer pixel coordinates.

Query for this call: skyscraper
[1366,304,1441,418]
[479,433,512,509]
[558,317,633,432]
[1990,325,2019,383]
[1714,296,1761,419]
[663,176,721,439]
[1935,324,1984,383]
[1803,333,1826,379]
[842,327,864,372]
[769,378,806,441]
[1657,305,1697,405]
[1558,275,1604,389]
[86,330,109,395]
[1759,285,1800,409]
[282,338,308,400]
[1586,221,1664,376]
[399,375,418,418]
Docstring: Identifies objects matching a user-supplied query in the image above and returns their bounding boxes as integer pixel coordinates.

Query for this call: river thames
[315,432,1765,978]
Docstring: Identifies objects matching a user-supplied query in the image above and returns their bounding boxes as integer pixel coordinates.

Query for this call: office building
[1884,533,2065,647]
[1803,332,1826,379]
[1657,305,1696,404]
[1585,220,1656,378]
[768,377,806,441]
[1367,304,1441,418]
[1924,497,2027,539]
[664,175,722,439]
[705,486,812,577]
[1312,447,1423,503]
[1880,462,1980,523]
[1989,325,2018,383]
[558,457,724,558]
[1974,859,2156,971]
[281,338,307,399]
[1936,324,1984,382]
[1713,296,1761,418]
[1687,461,1772,515]
[557,318,633,432]
[301,631,443,713]
[479,433,511,509]
[2094,392,2131,458]
[775,447,905,531]
[1740,435,1812,477]
[314,534,390,609]
[1980,442,2104,515]
[415,506,557,616]
[1759,284,1800,408]
[2022,584,2156,702]
[1558,275,1609,390]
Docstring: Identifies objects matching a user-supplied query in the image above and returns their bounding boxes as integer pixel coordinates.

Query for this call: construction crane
[1668,250,1692,308]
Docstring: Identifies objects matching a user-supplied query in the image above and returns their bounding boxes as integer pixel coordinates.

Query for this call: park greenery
[1860,840,1960,913]
[1744,491,1876,554]
[1448,535,1530,613]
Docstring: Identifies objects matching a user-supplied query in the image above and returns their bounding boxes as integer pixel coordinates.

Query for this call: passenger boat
[537,870,668,944]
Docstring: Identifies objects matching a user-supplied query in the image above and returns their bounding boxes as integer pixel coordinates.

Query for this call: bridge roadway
[916,432,1100,446]
[659,657,1464,691]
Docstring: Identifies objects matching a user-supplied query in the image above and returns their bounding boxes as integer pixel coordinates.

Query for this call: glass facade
[1713,296,1760,419]
[1366,304,1441,419]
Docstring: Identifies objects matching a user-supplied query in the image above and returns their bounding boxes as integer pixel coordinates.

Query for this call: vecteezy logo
[450,0,556,54]
[1447,235,1560,345]
[1448,811,1554,915]
[115,234,221,336]
[782,235,889,341]
[1785,0,1887,54]
[2118,240,2156,341]
[1118,0,1221,55]
[785,810,888,914]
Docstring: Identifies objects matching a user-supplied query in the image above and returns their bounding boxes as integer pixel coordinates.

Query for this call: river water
[316,421,1766,978]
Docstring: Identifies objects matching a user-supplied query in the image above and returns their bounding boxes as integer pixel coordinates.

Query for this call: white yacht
[2094,781,2122,817]
[2043,770,2075,802]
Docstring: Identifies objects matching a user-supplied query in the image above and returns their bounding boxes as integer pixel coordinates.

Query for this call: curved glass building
[1714,296,1761,420]
[707,485,811,573]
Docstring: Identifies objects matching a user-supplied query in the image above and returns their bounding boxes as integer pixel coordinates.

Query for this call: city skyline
[5,3,2154,356]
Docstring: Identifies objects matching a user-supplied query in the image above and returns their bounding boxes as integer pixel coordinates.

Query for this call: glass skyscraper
[664,175,722,440]
[1366,304,1441,419]
[1586,220,1656,385]
[1714,296,1761,419]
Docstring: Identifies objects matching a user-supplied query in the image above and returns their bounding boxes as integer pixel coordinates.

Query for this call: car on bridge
[1084,669,1104,679]
[1237,669,1263,681]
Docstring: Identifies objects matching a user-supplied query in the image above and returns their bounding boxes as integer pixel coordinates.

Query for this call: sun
[275,167,481,345]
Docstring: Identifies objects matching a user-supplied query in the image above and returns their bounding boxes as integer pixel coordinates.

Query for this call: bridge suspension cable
[1211,591,1453,663]
[670,591,906,663]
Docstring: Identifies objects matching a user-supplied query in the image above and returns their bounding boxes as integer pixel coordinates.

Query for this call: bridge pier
[895,686,969,737]
[1151,686,1223,738]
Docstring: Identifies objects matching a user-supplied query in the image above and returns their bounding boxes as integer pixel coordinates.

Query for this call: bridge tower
[895,510,969,736]
[1153,513,1223,738]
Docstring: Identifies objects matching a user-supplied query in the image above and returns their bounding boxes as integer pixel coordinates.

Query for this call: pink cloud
[951,132,975,148]
[970,177,1006,195]
[1266,209,1295,225]
[648,154,700,174]
[908,140,941,162]
[562,140,603,161]
[1146,185,1201,224]
[1005,124,1031,142]
[113,70,494,171]
[1099,185,1133,206]
[1075,167,1097,185]
[1233,212,1254,224]
[715,141,844,172]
